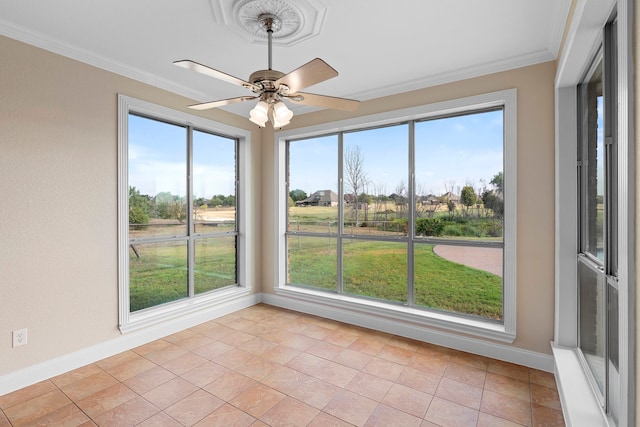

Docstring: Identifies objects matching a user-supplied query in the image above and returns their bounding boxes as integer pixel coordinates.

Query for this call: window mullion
[407,121,415,307]
[337,132,344,295]
[187,126,195,298]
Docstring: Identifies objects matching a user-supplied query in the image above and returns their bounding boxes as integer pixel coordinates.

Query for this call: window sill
[274,285,515,343]
[551,343,610,427]
[120,286,252,334]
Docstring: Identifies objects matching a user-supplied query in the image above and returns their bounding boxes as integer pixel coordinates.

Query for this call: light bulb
[249,101,269,127]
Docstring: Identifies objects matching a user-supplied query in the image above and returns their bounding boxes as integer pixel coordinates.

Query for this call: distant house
[441,191,460,203]
[296,190,339,207]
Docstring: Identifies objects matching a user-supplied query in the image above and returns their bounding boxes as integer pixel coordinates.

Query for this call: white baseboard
[262,292,555,372]
[0,293,261,397]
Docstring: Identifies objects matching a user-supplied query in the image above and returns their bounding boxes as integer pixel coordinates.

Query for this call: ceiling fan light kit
[174,2,358,129]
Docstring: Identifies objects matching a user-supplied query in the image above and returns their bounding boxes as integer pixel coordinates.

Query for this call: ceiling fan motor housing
[249,69,287,94]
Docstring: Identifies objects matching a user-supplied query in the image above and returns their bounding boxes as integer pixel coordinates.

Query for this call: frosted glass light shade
[249,101,269,127]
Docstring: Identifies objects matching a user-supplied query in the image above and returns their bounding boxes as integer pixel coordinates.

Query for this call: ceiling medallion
[233,0,303,40]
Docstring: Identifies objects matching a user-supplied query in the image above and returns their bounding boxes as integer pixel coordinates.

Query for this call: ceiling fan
[174,13,359,128]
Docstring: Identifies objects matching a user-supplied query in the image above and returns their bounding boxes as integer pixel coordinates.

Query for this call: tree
[128,186,151,225]
[344,145,368,225]
[289,189,308,203]
[460,185,477,214]
[490,172,503,193]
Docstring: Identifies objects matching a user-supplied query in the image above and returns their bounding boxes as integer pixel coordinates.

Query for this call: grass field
[128,205,503,320]
[288,237,502,320]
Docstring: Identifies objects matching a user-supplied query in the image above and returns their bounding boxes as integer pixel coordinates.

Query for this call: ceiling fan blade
[275,58,338,94]
[287,92,360,111]
[174,60,259,91]
[188,96,257,110]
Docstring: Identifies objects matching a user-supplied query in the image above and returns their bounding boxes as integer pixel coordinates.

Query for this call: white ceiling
[0,0,570,117]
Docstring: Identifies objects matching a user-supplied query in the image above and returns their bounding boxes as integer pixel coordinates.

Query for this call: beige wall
[261,61,558,355]
[0,35,262,375]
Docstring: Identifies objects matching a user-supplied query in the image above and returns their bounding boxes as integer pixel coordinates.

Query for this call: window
[277,90,516,340]
[577,16,620,424]
[118,95,251,332]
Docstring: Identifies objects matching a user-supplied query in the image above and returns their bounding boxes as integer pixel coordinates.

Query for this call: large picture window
[277,90,516,340]
[118,95,251,332]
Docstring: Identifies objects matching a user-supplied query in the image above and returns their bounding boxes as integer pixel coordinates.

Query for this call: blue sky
[290,110,504,197]
[128,114,236,198]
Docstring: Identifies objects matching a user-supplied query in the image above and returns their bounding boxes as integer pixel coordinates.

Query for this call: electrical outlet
[12,328,27,347]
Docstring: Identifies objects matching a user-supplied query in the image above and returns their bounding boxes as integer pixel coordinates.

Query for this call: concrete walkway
[433,245,503,277]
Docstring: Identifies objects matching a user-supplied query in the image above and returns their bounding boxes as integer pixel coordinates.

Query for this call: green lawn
[288,238,502,320]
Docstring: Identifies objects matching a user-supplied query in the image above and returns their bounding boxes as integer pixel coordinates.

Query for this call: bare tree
[344,145,368,226]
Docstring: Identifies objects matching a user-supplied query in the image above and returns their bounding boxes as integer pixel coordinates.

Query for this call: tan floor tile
[307,340,344,360]
[51,364,103,388]
[237,337,278,355]
[348,335,388,356]
[4,390,71,425]
[386,336,423,352]
[261,344,301,365]
[480,389,532,426]
[443,361,486,388]
[424,396,479,427]
[260,365,312,395]
[144,343,189,365]
[532,403,565,426]
[218,330,255,347]
[92,396,159,426]
[143,377,199,410]
[0,380,57,410]
[76,382,137,418]
[203,371,258,402]
[123,365,176,394]
[302,324,334,340]
[59,371,120,401]
[417,342,453,358]
[213,348,256,370]
[435,377,482,410]
[382,383,432,418]
[105,354,157,381]
[448,350,491,370]
[287,353,357,387]
[325,389,378,426]
[133,340,173,357]
[487,359,530,382]
[362,357,405,381]
[290,378,341,409]
[377,344,416,365]
[192,323,236,340]
[324,329,359,347]
[195,403,257,426]
[345,372,393,402]
[364,403,423,427]
[0,411,10,427]
[96,350,141,370]
[235,357,279,381]
[408,352,449,376]
[477,412,526,427]
[485,372,531,402]
[529,369,558,388]
[308,411,354,427]
[192,341,234,360]
[160,351,207,376]
[260,396,319,426]
[173,333,215,351]
[332,347,373,370]
[269,331,320,351]
[27,403,91,425]
[180,361,230,388]
[531,382,562,411]
[164,329,200,344]
[165,390,224,426]
[396,366,441,394]
[137,411,183,426]
[229,383,285,418]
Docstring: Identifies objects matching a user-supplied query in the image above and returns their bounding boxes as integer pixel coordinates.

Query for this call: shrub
[416,218,445,236]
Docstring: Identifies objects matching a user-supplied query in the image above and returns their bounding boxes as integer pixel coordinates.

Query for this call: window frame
[117,94,253,333]
[274,89,517,342]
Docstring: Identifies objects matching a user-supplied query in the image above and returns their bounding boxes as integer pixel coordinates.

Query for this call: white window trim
[117,94,253,333]
[554,0,634,426]
[274,89,517,343]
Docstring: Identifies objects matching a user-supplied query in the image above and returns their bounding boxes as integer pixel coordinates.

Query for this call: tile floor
[0,304,565,426]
